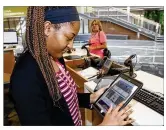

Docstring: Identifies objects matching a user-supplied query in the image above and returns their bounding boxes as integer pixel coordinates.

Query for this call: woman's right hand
[100,102,135,126]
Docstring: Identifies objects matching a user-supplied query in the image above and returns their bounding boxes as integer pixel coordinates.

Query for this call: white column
[140,16,144,28]
[84,19,89,34]
[137,28,141,39]
[127,6,130,22]
[80,7,84,14]
[156,23,159,33]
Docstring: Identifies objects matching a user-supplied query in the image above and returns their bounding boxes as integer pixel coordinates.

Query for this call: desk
[64,48,110,125]
[4,73,11,84]
[63,48,100,68]
[64,50,129,125]
[4,49,15,74]
[84,70,164,125]
[4,48,16,51]
[63,48,88,57]
[63,48,100,60]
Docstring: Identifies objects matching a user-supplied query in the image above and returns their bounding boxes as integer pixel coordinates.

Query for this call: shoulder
[99,31,106,36]
[10,51,46,92]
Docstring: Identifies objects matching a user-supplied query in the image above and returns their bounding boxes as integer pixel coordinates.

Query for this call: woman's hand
[89,46,96,50]
[100,102,135,126]
[97,69,105,75]
[89,43,107,50]
[90,87,107,103]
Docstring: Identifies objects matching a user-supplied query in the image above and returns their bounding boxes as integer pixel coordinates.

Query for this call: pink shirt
[89,31,107,58]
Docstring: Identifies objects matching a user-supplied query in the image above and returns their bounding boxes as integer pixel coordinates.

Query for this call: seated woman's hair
[90,19,103,32]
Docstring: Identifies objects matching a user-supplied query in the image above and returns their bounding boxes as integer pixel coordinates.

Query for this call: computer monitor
[4,31,18,44]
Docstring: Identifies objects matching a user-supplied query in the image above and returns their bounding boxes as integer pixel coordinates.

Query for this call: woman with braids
[9,6,134,126]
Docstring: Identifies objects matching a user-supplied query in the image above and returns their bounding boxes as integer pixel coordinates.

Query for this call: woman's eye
[67,38,72,42]
[67,37,74,41]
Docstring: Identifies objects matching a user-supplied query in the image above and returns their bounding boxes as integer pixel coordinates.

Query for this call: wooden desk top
[63,48,87,57]
[4,73,11,84]
[4,48,15,52]
[84,70,164,126]
[63,48,100,60]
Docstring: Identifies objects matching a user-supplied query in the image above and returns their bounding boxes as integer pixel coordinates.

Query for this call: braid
[25,6,62,105]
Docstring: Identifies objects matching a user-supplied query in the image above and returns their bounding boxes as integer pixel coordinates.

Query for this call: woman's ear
[44,21,52,37]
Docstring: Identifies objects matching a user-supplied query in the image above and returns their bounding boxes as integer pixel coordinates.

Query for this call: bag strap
[98,31,102,44]
[99,31,107,49]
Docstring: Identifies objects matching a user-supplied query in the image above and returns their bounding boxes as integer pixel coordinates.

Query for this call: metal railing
[73,39,164,65]
[83,6,161,36]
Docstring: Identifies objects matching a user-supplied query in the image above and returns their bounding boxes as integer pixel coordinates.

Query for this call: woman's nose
[67,40,74,49]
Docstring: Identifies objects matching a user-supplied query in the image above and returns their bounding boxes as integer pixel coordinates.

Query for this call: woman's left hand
[89,46,96,50]
[90,87,108,103]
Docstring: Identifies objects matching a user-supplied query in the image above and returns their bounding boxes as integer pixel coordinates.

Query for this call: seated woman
[88,19,107,58]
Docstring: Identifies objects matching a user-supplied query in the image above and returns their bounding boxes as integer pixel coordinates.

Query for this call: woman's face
[92,22,99,32]
[44,21,80,59]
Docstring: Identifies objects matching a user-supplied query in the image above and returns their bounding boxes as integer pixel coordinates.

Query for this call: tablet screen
[94,76,117,91]
[103,58,112,69]
[102,58,112,74]
[96,76,139,113]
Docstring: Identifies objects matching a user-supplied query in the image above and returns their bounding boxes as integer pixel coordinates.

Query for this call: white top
[84,70,164,125]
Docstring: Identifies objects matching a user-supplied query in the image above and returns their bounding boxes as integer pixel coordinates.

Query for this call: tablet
[101,58,113,74]
[93,73,143,116]
[94,76,118,92]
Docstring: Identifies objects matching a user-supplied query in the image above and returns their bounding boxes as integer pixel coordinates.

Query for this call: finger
[113,102,124,113]
[107,104,113,114]
[99,86,108,92]
[117,105,132,116]
[120,110,133,120]
[95,87,105,93]
[122,118,135,126]
[97,71,102,75]
[125,117,133,121]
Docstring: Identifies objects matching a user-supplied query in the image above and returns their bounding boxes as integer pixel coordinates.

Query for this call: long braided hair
[25,6,62,105]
